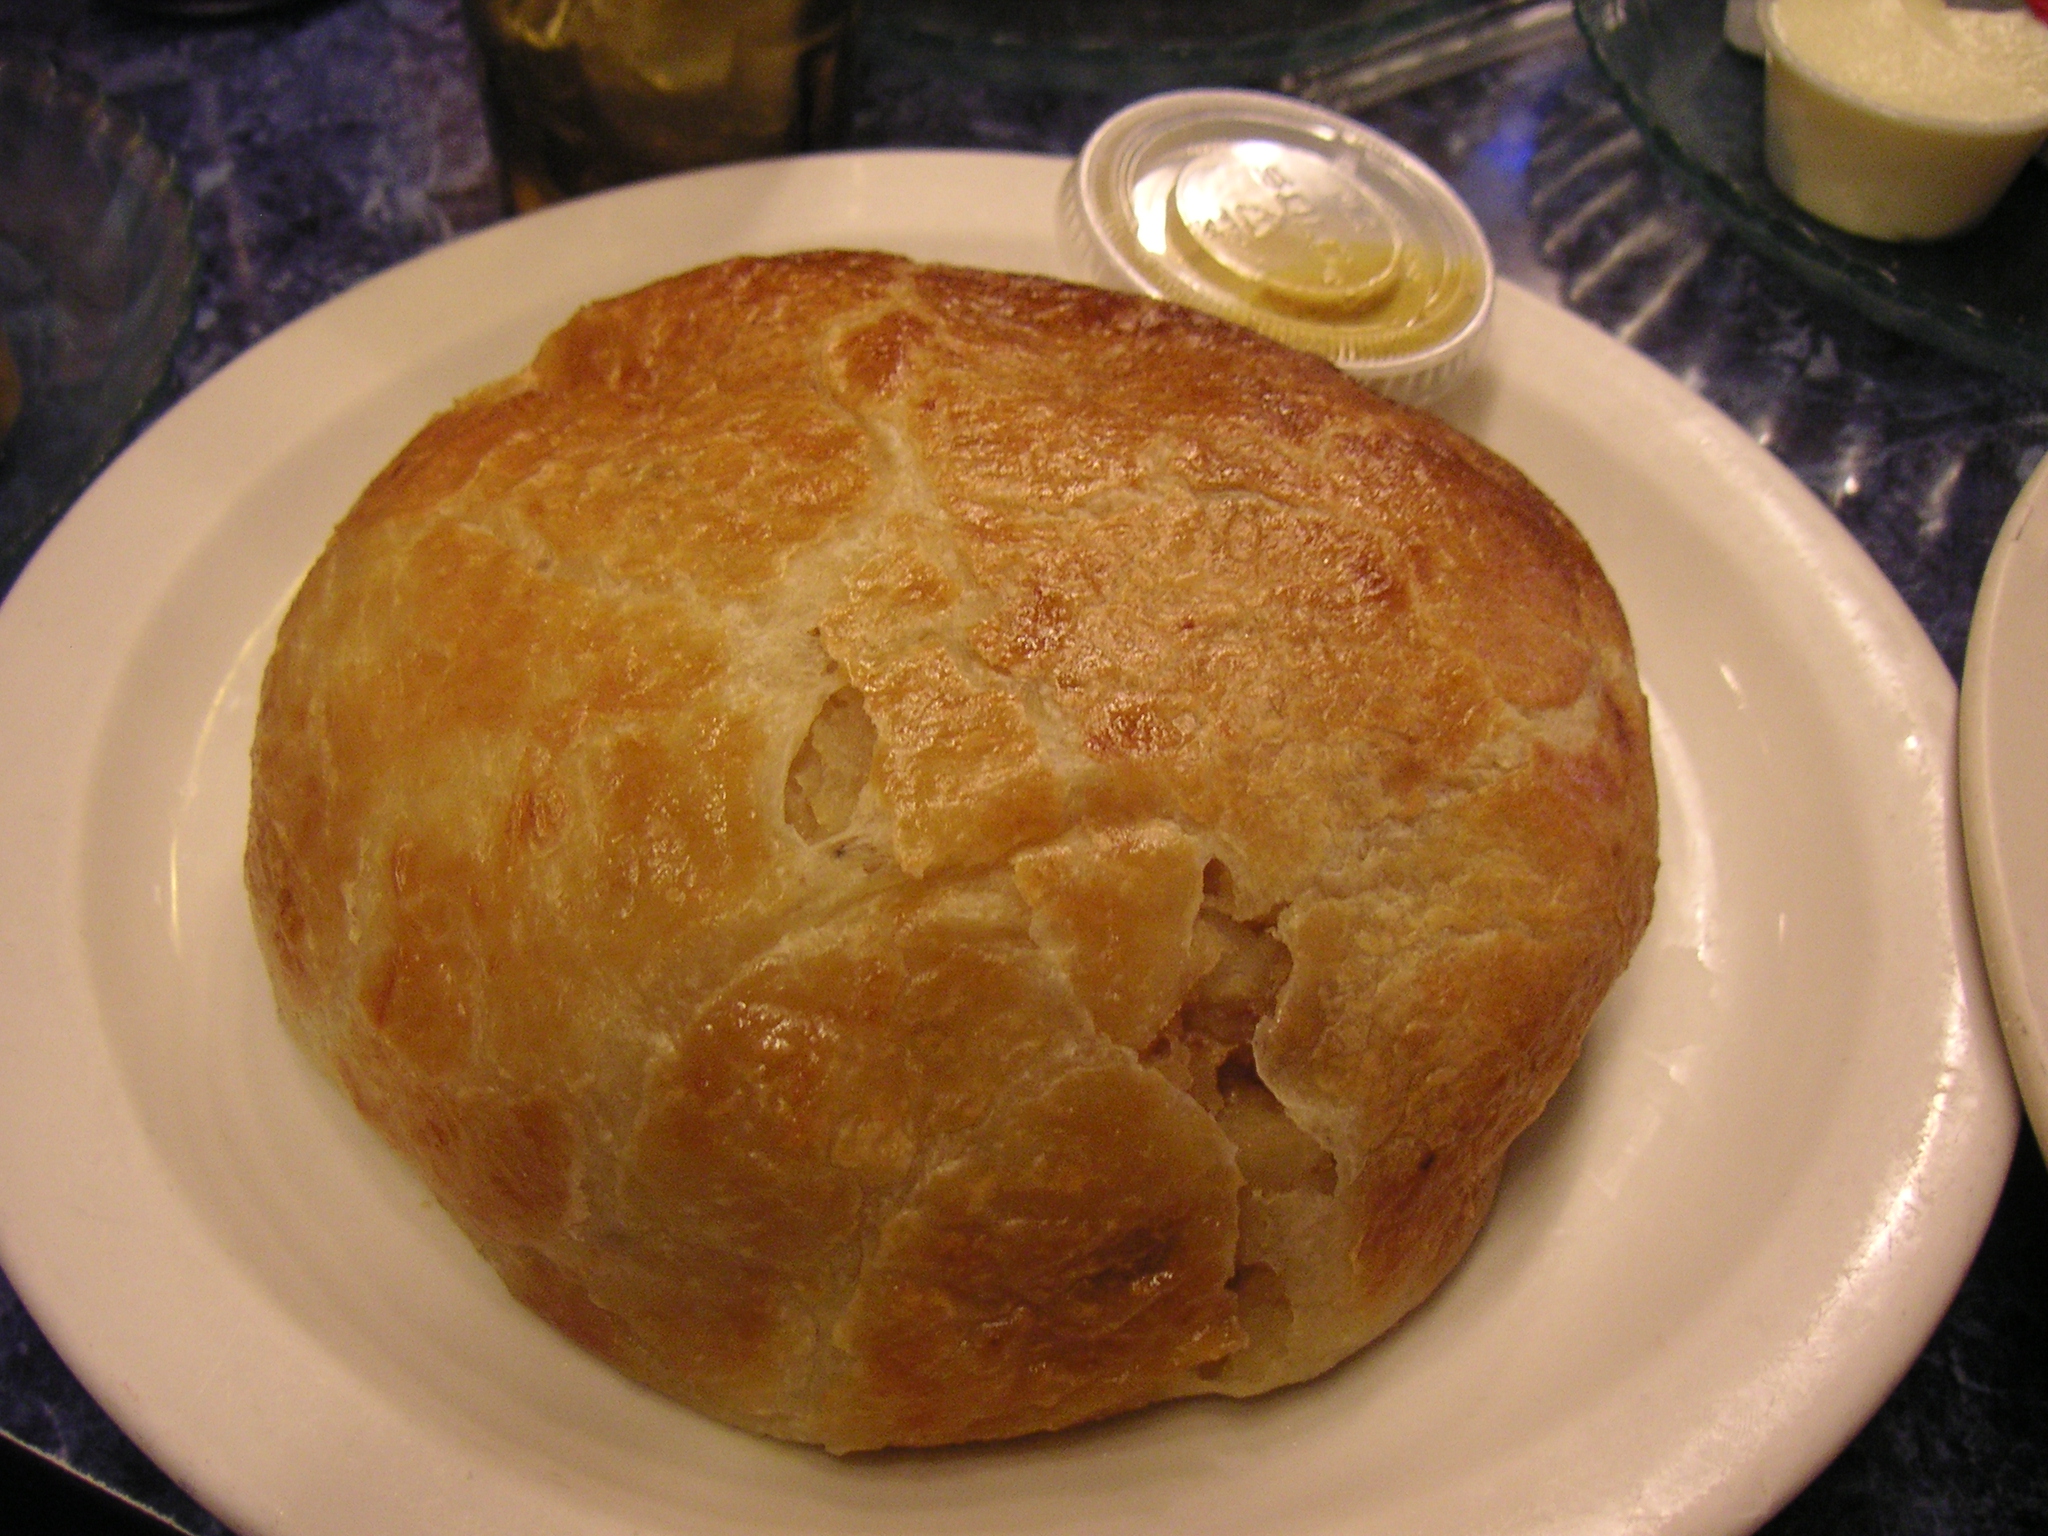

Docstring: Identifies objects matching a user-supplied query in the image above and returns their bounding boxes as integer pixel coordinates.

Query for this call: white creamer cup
[1760,0,2048,241]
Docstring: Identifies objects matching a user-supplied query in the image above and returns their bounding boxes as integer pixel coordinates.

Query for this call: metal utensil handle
[1284,0,1582,109]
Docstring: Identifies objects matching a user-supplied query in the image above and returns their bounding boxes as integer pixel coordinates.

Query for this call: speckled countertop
[0,2,2043,1532]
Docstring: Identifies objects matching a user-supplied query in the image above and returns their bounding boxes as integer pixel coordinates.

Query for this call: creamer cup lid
[1059,89,1494,404]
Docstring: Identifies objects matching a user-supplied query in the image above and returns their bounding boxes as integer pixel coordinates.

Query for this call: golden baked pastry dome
[244,251,1657,1453]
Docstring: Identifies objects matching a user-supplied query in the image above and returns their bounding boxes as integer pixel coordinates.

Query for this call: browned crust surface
[245,251,1658,1452]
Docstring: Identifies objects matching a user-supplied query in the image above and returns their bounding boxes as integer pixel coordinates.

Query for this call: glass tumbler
[463,0,852,210]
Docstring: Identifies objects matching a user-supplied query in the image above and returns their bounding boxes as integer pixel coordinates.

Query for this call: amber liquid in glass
[465,0,850,210]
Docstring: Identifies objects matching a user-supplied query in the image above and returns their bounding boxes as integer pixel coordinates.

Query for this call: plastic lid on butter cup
[1059,89,1494,405]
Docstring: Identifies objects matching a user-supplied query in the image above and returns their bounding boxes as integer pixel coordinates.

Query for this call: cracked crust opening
[784,683,877,845]
[245,251,1658,1453]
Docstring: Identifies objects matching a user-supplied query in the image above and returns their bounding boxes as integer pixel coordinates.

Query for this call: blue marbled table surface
[0,1,2044,1532]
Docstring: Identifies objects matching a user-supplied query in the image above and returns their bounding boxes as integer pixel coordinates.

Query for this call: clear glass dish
[0,56,196,595]
[1574,0,2048,388]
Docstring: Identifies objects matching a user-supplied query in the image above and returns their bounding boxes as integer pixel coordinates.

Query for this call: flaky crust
[246,252,1656,1452]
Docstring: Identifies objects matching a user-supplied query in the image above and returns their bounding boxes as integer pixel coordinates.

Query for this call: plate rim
[1961,453,2048,1157]
[0,146,2015,1536]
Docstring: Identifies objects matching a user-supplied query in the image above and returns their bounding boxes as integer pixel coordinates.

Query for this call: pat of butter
[1761,0,2048,239]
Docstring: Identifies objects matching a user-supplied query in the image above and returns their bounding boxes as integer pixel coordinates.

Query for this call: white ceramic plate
[0,151,2014,1536]
[1962,456,2048,1161]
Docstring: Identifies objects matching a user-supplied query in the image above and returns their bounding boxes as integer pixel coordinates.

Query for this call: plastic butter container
[1760,0,2048,241]
[1058,90,1494,404]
